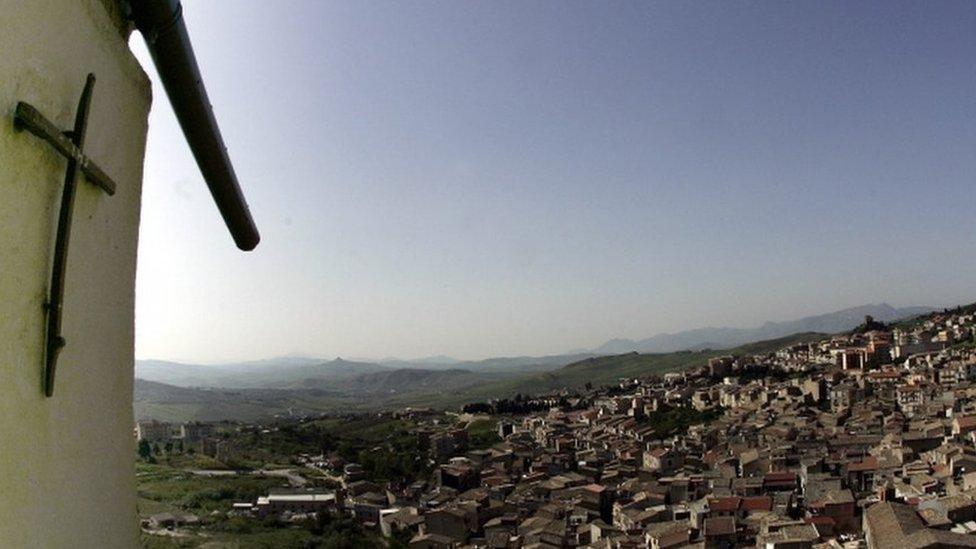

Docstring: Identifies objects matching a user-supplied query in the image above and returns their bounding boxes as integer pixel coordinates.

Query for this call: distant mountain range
[134,302,937,421]
[587,303,933,355]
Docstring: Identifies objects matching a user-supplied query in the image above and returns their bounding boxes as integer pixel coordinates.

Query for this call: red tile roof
[764,472,797,482]
[705,516,737,537]
[742,496,773,511]
[847,456,879,472]
[709,497,742,512]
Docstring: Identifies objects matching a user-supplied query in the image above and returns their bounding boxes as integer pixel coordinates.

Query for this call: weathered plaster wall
[0,0,151,546]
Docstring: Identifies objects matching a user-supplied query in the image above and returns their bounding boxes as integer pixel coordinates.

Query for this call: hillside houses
[174,307,976,548]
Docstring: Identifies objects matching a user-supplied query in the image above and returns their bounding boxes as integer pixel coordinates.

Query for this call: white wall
[0,0,151,546]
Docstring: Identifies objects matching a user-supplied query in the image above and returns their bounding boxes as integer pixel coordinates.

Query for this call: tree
[387,525,412,549]
[138,439,152,461]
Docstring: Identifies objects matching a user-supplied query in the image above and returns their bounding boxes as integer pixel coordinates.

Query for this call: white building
[1,1,258,546]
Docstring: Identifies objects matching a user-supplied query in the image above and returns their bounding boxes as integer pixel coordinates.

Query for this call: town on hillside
[137,306,976,548]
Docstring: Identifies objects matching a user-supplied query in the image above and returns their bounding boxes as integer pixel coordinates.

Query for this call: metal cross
[13,73,120,397]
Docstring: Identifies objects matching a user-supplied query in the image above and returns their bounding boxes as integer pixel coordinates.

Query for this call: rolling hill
[136,303,931,394]
[292,368,503,394]
[133,378,391,422]
[135,332,827,421]
[417,331,829,407]
[133,304,942,422]
[134,379,302,422]
[135,357,391,388]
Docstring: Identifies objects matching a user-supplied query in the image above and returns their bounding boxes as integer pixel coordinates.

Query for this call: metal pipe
[130,0,260,251]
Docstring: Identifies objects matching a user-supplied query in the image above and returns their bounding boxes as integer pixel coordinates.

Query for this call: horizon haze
[138,301,937,365]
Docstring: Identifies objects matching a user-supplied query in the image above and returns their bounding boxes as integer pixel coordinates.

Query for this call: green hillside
[135,331,828,422]
[379,331,828,408]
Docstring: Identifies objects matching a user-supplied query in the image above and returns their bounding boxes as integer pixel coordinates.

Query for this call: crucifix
[13,73,120,397]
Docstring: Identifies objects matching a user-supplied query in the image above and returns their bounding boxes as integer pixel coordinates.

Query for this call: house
[253,492,339,518]
[763,472,798,492]
[344,463,365,482]
[838,348,867,370]
[807,488,857,533]
[409,533,457,549]
[136,420,173,442]
[917,495,976,526]
[644,520,691,549]
[180,422,214,442]
[704,516,737,548]
[579,483,612,522]
[709,356,735,378]
[437,464,478,491]
[742,496,774,516]
[381,507,425,539]
[424,507,475,544]
[897,385,927,417]
[952,415,976,437]
[757,523,820,549]
[352,491,388,526]
[863,502,976,549]
[709,497,743,519]
[644,447,684,475]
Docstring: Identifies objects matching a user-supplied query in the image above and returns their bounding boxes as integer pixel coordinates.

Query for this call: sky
[133,1,976,363]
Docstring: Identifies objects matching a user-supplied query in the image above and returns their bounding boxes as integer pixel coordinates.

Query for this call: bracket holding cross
[13,73,120,397]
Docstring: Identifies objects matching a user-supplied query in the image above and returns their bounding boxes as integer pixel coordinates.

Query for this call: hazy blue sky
[133,1,976,363]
